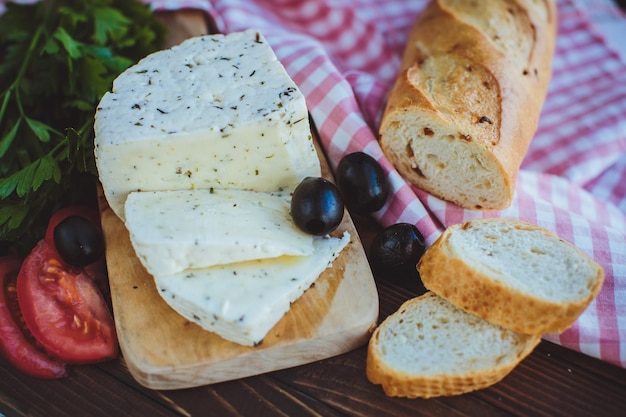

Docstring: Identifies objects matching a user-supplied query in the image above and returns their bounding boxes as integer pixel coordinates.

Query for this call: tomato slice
[17,240,118,364]
[0,254,68,379]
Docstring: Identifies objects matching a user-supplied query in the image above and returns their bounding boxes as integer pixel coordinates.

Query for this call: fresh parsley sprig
[0,0,165,254]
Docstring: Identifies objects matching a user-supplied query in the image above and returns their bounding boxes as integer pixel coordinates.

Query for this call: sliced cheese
[124,189,314,275]
[154,232,351,346]
[95,29,321,220]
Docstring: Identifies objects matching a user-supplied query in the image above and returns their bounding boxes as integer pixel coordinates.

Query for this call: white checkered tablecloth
[3,0,623,368]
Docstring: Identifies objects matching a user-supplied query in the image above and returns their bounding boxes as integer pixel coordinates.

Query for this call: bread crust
[418,219,605,334]
[366,293,541,398]
[379,0,557,210]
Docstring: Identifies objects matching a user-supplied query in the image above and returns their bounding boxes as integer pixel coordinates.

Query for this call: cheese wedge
[96,29,350,348]
[124,189,314,275]
[154,232,350,346]
[95,29,321,220]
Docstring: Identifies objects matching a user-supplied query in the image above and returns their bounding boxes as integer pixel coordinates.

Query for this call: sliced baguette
[366,292,540,398]
[379,0,557,210]
[418,218,605,334]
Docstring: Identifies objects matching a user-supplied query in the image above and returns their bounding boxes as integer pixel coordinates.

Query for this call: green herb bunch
[0,0,165,254]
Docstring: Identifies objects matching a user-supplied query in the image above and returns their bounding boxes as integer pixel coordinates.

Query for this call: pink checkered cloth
[153,0,624,368]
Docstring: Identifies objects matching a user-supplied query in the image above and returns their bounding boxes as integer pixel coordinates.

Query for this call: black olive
[53,216,104,267]
[291,177,344,236]
[336,152,389,215]
[369,223,426,285]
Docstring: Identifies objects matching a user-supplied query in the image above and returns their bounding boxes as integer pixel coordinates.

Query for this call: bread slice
[366,292,540,398]
[418,218,605,334]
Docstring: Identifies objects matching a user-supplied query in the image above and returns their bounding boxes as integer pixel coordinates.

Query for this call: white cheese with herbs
[95,29,320,220]
[124,189,314,275]
[154,232,350,346]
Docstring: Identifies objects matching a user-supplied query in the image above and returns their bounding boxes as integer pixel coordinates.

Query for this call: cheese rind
[95,29,321,220]
[154,232,351,346]
[124,189,314,275]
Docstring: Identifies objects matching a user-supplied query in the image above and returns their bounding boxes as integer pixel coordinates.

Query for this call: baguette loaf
[366,292,541,398]
[418,218,605,334]
[379,0,557,210]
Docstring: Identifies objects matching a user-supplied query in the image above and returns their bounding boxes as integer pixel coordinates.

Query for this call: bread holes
[406,140,429,178]
[471,155,489,171]
[426,153,446,170]
[411,165,426,179]
[483,234,498,245]
[405,142,415,158]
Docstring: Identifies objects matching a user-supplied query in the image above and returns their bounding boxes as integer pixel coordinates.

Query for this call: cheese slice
[154,232,351,346]
[95,29,321,220]
[124,189,314,275]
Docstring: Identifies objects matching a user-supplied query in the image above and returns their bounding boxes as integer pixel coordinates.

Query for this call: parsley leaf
[0,0,165,254]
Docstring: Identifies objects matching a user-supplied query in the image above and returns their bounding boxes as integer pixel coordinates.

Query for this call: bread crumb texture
[378,296,529,373]
[366,292,540,398]
[448,219,600,302]
[418,218,605,334]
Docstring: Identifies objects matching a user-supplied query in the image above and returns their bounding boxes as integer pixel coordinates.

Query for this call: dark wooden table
[2,8,626,417]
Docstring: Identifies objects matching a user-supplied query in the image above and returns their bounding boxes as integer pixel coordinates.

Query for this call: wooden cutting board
[98,137,379,390]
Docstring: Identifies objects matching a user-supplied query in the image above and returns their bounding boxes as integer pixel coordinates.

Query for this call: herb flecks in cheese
[124,189,314,275]
[154,232,351,346]
[95,29,320,220]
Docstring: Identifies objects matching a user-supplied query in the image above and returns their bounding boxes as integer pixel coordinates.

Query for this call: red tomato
[0,254,68,379]
[17,240,118,364]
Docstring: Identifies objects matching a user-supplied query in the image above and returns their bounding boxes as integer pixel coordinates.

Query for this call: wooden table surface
[2,8,626,417]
